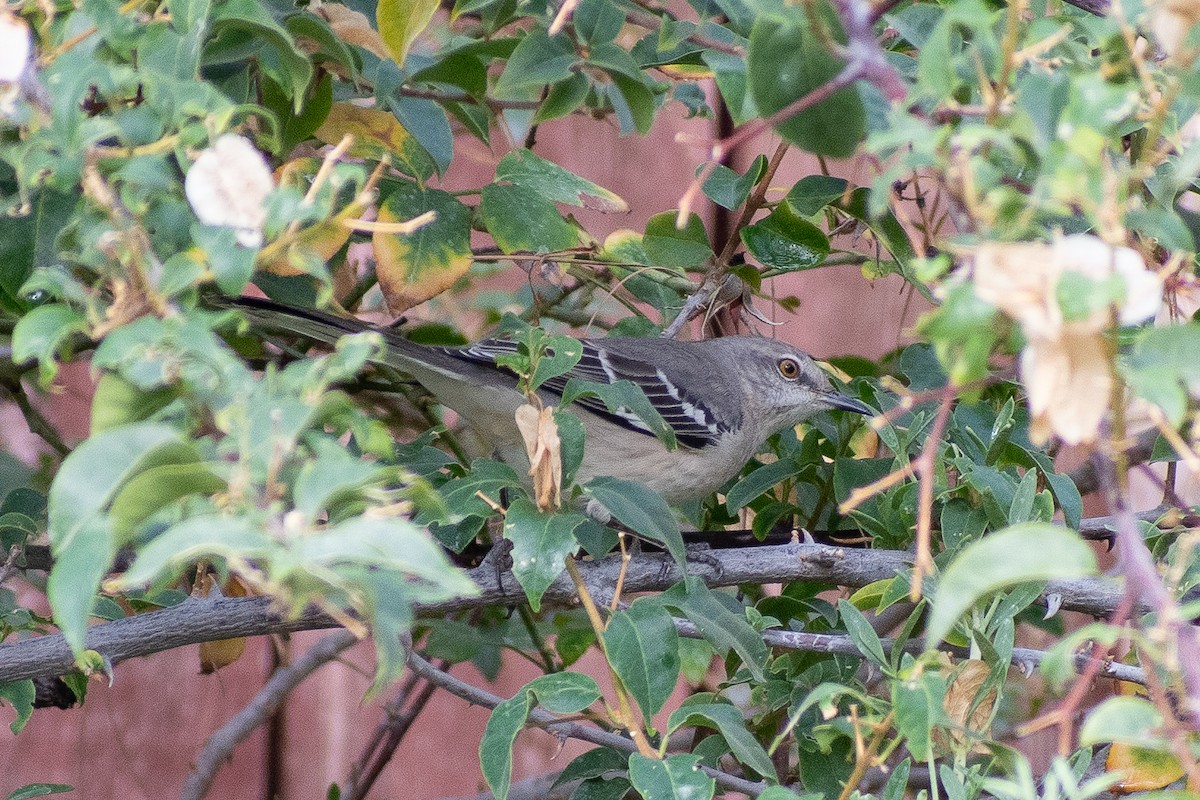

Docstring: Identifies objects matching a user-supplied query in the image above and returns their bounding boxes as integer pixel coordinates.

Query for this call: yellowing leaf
[196,573,250,674]
[373,182,471,314]
[314,104,434,180]
[259,157,370,277]
[658,64,714,79]
[377,0,437,67]
[316,4,390,60]
[1107,742,1184,792]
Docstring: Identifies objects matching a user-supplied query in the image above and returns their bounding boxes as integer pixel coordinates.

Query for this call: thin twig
[620,2,745,58]
[343,657,446,800]
[180,630,359,800]
[404,650,767,796]
[671,618,1151,686]
[911,394,955,599]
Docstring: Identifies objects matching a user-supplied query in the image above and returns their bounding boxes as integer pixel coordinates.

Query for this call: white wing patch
[437,339,728,449]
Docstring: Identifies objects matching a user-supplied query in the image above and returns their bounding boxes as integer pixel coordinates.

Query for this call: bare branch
[671,619,1148,685]
[0,542,1131,684]
[181,630,359,800]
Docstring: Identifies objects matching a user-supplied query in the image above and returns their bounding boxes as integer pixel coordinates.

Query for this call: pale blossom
[973,235,1163,445]
[1149,0,1200,57]
[0,12,31,84]
[184,134,274,247]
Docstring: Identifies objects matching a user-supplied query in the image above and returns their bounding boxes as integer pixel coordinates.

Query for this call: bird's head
[716,337,872,435]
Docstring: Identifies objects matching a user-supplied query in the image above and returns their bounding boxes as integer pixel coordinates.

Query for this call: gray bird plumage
[224,296,871,505]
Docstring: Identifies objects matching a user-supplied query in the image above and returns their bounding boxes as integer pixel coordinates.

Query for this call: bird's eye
[777,358,800,380]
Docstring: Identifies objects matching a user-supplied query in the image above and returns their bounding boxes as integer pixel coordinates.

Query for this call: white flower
[0,12,32,84]
[972,234,1163,445]
[184,134,274,247]
[1055,234,1162,325]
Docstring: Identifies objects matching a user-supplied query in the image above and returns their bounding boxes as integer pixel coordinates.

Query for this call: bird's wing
[438,339,727,449]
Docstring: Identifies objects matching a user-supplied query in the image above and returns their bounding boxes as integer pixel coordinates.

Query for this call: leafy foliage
[0,0,1198,796]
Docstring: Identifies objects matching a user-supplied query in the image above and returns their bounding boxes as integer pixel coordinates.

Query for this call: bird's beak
[823,392,872,415]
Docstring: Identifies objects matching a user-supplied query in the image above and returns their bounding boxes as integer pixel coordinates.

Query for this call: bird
[224,296,872,507]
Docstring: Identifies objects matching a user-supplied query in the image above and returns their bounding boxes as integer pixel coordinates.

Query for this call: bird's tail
[214,294,375,343]
[209,294,463,380]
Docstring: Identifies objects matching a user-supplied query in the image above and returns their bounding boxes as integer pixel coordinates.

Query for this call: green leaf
[496,150,627,212]
[756,789,816,800]
[838,599,888,668]
[701,156,766,211]
[292,440,384,520]
[112,516,275,588]
[526,671,602,713]
[882,759,911,800]
[48,516,116,656]
[11,304,87,382]
[481,673,602,800]
[193,224,256,295]
[668,578,768,681]
[925,523,1098,646]
[666,703,777,780]
[583,477,684,567]
[209,0,312,109]
[571,777,633,800]
[5,784,75,800]
[785,175,850,216]
[495,28,579,96]
[532,335,583,390]
[1079,696,1168,748]
[298,517,477,592]
[724,458,799,512]
[377,0,437,66]
[642,212,713,268]
[603,599,680,718]
[90,373,176,433]
[434,459,523,521]
[534,72,591,123]
[503,499,586,611]
[747,13,865,158]
[605,70,656,135]
[0,190,76,315]
[108,462,227,542]
[1124,324,1200,426]
[891,669,945,761]
[555,747,630,787]
[0,680,35,734]
[627,754,715,800]
[740,203,830,271]
[480,691,532,800]
[480,183,580,254]
[48,423,188,552]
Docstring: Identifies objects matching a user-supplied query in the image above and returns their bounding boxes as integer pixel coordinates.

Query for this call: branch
[181,629,359,800]
[404,651,768,797]
[0,542,1131,684]
[344,656,447,800]
[620,1,745,58]
[669,619,1148,685]
[1068,429,1158,496]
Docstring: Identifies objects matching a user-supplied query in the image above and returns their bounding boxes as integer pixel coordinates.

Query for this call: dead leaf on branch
[515,402,562,512]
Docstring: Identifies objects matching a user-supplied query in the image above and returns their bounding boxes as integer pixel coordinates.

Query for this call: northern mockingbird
[228,297,872,506]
